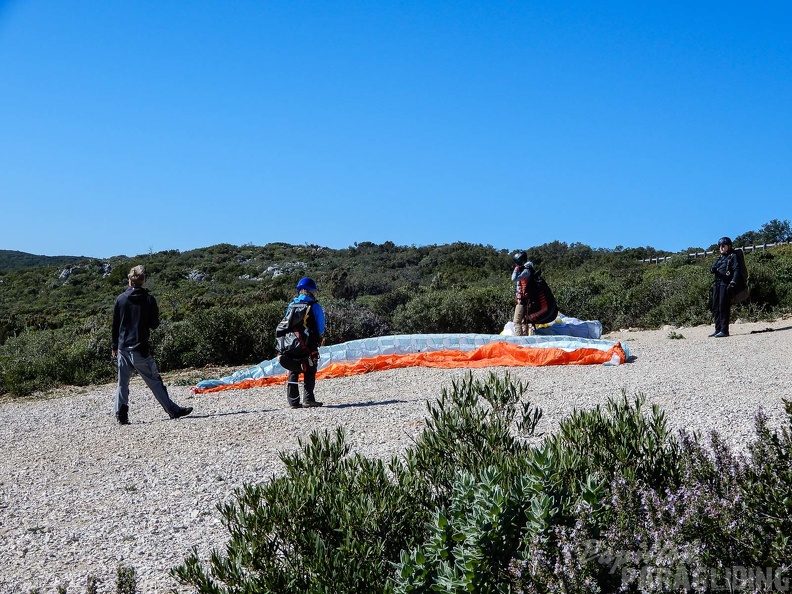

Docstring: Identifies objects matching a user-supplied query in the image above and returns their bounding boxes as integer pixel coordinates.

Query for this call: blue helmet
[296,277,317,292]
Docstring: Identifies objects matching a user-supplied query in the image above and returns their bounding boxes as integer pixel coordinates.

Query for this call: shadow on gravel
[749,325,792,334]
[325,399,406,409]
[180,409,271,419]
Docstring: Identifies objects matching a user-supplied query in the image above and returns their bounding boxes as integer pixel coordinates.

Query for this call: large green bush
[173,375,792,593]
[174,372,544,593]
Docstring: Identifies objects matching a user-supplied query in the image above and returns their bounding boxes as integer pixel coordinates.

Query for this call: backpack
[730,249,750,305]
[275,301,312,358]
[525,271,559,325]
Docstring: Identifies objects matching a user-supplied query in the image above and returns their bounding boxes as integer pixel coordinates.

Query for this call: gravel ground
[1,318,791,593]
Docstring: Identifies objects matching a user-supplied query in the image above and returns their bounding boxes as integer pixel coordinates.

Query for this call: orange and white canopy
[192,334,628,394]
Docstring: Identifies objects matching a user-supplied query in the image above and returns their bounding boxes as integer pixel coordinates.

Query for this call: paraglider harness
[275,301,313,359]
[523,268,559,325]
[728,248,750,305]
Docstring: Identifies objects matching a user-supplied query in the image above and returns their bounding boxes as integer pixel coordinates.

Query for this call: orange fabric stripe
[193,341,626,394]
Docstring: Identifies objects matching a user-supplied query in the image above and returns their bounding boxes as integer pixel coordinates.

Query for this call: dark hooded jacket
[710,248,743,288]
[112,286,159,356]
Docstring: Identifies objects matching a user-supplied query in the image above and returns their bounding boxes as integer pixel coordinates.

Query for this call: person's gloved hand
[310,351,320,365]
[727,283,736,296]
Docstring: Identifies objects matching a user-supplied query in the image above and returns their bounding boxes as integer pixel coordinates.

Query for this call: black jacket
[710,250,742,287]
[112,286,160,356]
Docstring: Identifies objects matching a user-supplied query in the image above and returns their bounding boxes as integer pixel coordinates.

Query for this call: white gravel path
[1,318,791,593]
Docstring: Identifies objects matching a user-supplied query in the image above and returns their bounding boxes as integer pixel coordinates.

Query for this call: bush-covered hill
[1,220,791,397]
[0,249,89,273]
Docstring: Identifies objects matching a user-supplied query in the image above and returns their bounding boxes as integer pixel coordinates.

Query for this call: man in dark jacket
[709,236,743,338]
[112,265,192,424]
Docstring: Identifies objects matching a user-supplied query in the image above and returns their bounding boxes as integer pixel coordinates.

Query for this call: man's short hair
[128,265,146,287]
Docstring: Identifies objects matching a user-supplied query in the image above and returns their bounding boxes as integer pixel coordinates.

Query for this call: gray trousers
[115,349,178,416]
[512,304,534,336]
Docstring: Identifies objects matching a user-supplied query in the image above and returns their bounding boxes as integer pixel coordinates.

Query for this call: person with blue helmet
[279,277,326,408]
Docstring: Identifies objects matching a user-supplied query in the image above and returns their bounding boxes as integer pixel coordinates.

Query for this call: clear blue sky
[1,1,790,258]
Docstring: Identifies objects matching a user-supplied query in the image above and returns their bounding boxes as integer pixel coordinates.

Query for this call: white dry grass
[1,318,791,593]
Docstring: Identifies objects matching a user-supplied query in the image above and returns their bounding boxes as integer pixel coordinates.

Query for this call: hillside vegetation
[1,220,791,397]
[0,249,89,273]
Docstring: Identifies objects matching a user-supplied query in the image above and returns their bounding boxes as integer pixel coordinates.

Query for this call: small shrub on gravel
[85,575,99,594]
[116,565,137,594]
[545,390,684,492]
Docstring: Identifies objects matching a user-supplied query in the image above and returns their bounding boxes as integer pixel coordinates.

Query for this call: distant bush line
[2,227,792,397]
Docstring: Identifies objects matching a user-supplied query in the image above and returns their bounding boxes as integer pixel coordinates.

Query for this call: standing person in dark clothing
[511,251,535,336]
[709,237,743,338]
[278,277,326,409]
[112,265,192,424]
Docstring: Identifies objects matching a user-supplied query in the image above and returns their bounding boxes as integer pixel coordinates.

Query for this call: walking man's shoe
[116,405,129,425]
[713,332,729,338]
[303,399,324,407]
[170,406,193,419]
[708,332,718,337]
[289,403,303,409]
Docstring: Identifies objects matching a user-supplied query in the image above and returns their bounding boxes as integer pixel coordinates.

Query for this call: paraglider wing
[192,333,628,394]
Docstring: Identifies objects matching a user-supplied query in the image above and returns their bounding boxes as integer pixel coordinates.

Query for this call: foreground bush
[174,373,543,593]
[173,373,792,593]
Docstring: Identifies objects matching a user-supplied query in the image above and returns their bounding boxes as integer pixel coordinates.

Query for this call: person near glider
[278,277,326,408]
[709,236,743,338]
[511,251,536,336]
[112,265,193,424]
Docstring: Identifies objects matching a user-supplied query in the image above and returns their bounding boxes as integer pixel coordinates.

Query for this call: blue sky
[1,1,790,258]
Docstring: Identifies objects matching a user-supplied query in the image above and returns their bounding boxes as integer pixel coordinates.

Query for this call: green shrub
[173,372,544,593]
[0,320,114,397]
[323,298,390,344]
[154,304,282,370]
[562,402,792,592]
[546,391,683,492]
[401,372,541,508]
[166,375,792,592]
[174,428,422,594]
[396,467,555,594]
[116,565,137,594]
[391,287,512,334]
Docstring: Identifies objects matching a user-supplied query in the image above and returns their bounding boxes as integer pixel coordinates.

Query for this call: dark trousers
[279,355,317,406]
[712,282,731,335]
